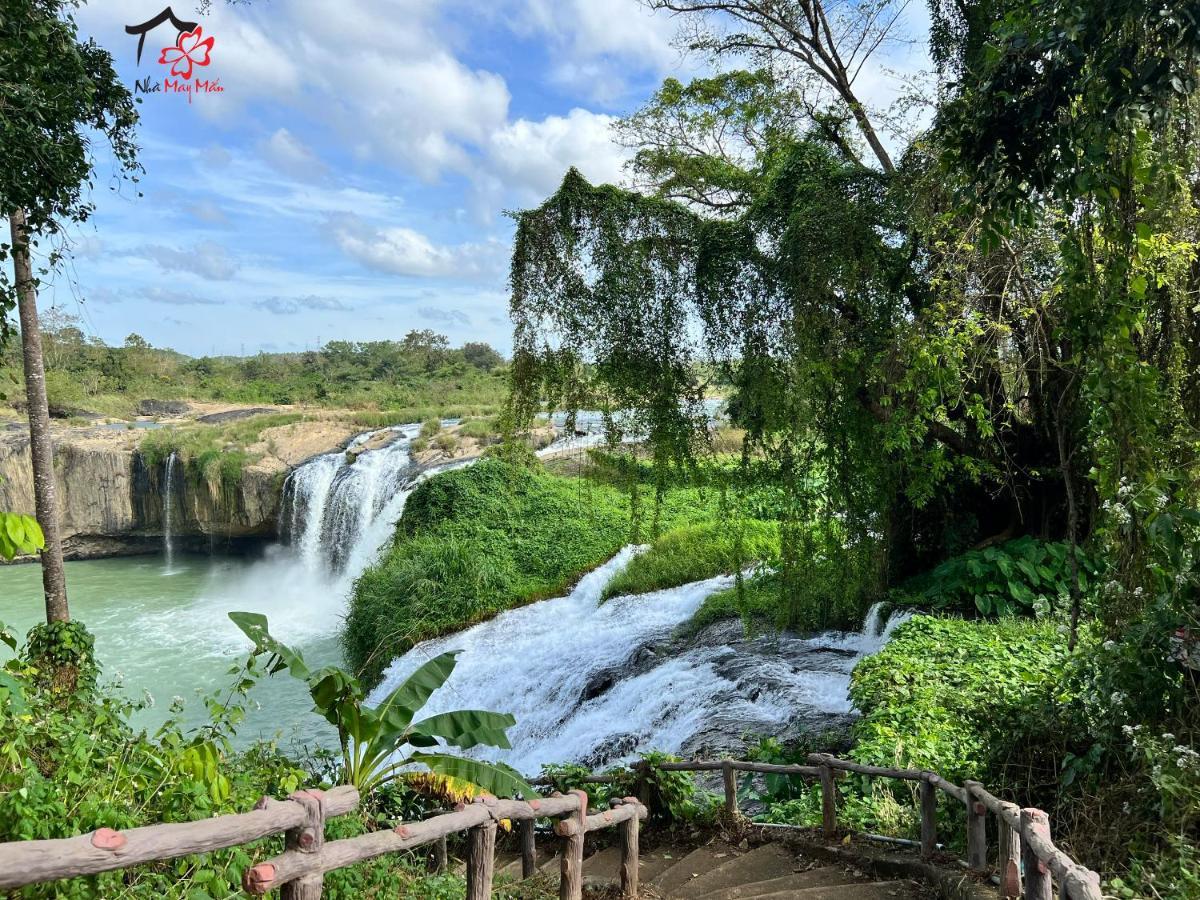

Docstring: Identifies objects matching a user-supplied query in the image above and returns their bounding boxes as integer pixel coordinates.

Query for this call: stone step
[692,866,865,900]
[651,843,743,896]
[639,847,689,884]
[674,843,797,898]
[581,845,624,877]
[747,880,916,900]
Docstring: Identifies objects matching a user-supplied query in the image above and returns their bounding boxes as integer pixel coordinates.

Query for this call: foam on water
[369,549,911,775]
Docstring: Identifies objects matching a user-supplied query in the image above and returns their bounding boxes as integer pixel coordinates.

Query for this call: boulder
[196,407,277,424]
[137,399,191,417]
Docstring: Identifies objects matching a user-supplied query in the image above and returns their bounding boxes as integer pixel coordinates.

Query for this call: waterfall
[368,550,913,776]
[163,452,178,573]
[281,424,428,579]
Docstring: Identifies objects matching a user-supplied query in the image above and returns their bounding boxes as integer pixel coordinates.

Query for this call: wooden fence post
[721,761,738,819]
[465,819,497,900]
[919,776,937,858]
[1021,808,1052,900]
[618,798,639,899]
[634,760,651,811]
[433,834,448,873]
[282,790,325,900]
[557,789,588,900]
[964,782,988,872]
[819,762,837,838]
[999,802,1022,898]
[520,818,537,879]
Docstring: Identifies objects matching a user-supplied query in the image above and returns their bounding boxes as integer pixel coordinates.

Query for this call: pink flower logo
[158,27,214,79]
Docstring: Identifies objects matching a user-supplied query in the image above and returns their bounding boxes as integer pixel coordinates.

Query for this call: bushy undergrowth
[600,519,779,600]
[139,413,303,495]
[849,615,1071,780]
[345,458,723,688]
[0,622,473,900]
[908,536,1104,618]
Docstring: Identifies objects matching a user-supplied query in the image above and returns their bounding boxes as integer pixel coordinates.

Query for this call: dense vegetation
[0,620,534,900]
[0,313,508,420]
[346,456,748,687]
[3,0,1199,895]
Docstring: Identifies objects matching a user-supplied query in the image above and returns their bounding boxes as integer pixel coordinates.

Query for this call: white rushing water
[162,451,178,574]
[369,548,911,776]
[144,424,453,660]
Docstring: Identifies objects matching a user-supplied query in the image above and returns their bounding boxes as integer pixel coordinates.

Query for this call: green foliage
[600,519,778,600]
[1,314,509,419]
[916,537,1104,618]
[0,510,44,560]
[849,615,1070,783]
[231,612,533,799]
[0,0,139,341]
[346,459,722,687]
[24,620,98,696]
[538,751,718,824]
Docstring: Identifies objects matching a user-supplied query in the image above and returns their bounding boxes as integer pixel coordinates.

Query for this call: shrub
[915,536,1104,617]
[849,615,1070,782]
[0,622,457,899]
[419,417,442,438]
[600,519,779,600]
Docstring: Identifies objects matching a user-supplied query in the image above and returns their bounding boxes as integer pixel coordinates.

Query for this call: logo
[126,7,223,101]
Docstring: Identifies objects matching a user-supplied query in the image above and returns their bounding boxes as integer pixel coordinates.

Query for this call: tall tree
[0,0,140,622]
[507,0,1200,635]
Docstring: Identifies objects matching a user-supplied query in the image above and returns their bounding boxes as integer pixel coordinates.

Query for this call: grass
[600,519,779,600]
[344,458,725,687]
[686,571,789,634]
[138,412,304,494]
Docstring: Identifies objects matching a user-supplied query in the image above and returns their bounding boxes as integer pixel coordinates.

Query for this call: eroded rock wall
[0,429,282,559]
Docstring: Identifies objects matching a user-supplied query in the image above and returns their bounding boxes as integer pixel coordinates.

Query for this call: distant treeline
[0,311,509,417]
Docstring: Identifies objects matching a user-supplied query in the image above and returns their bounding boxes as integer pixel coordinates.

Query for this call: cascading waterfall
[368,549,912,776]
[281,425,423,576]
[162,452,178,574]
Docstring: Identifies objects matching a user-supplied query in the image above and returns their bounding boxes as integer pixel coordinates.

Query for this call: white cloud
[256,295,352,315]
[140,285,222,306]
[487,108,629,201]
[260,128,328,180]
[134,240,239,281]
[333,217,505,279]
[418,305,472,325]
[512,0,682,100]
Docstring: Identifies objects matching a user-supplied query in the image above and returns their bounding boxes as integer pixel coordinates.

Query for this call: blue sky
[41,0,927,357]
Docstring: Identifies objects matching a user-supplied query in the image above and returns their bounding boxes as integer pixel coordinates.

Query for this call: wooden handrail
[0,785,648,900]
[0,751,1102,900]
[0,786,359,891]
[635,754,1102,900]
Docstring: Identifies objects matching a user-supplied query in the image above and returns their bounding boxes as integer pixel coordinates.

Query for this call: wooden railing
[567,755,1102,900]
[0,786,646,900]
[0,754,1102,899]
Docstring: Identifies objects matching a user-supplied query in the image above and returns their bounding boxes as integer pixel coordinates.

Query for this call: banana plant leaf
[229,611,311,679]
[408,710,516,750]
[408,752,536,800]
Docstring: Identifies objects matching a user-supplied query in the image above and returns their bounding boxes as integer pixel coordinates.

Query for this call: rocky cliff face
[0,418,356,560]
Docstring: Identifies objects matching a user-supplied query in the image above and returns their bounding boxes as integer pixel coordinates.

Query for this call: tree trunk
[9,209,69,623]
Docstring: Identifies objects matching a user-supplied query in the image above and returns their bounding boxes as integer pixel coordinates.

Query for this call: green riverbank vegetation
[0,316,509,421]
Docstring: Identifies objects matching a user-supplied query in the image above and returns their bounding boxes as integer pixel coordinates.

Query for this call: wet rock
[196,407,277,424]
[137,399,190,417]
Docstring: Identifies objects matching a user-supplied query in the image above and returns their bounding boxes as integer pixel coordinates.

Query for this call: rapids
[368,546,909,776]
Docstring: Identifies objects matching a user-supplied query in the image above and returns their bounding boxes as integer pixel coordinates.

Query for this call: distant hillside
[0,312,508,420]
